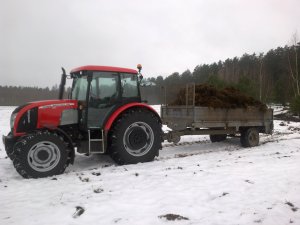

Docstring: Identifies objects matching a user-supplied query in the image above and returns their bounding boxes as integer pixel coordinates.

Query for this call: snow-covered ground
[1,105,300,225]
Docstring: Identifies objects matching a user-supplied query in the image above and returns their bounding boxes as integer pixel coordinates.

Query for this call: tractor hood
[12,100,78,136]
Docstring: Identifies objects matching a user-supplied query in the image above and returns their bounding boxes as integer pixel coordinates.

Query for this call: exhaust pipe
[59,67,67,99]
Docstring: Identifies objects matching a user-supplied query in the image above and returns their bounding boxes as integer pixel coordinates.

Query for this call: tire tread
[12,130,70,178]
[108,108,162,165]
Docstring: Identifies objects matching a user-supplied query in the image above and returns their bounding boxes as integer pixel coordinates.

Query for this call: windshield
[71,75,88,100]
[71,72,139,101]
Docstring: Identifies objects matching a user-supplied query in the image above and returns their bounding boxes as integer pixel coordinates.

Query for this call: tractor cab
[68,65,142,130]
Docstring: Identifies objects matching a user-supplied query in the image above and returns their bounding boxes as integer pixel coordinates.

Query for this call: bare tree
[258,53,264,101]
[287,32,300,97]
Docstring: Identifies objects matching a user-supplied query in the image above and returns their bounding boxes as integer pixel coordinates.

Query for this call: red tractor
[3,65,162,178]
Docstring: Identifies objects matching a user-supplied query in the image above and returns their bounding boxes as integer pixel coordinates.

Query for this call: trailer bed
[161,106,273,134]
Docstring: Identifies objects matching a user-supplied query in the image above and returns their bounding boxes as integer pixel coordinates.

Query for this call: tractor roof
[70,65,138,74]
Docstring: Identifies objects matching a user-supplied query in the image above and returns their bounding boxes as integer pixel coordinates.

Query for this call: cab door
[87,72,120,128]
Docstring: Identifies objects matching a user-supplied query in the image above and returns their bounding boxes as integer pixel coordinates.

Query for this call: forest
[1,41,300,113]
[0,86,59,106]
[141,39,300,114]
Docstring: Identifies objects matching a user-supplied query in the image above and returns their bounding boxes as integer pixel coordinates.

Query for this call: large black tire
[4,132,15,160]
[210,134,227,143]
[108,108,162,165]
[12,131,70,178]
[240,128,259,147]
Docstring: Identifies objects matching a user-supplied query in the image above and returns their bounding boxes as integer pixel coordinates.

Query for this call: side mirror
[137,64,143,83]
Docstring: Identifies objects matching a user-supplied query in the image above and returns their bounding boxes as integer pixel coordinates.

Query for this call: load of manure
[171,84,267,111]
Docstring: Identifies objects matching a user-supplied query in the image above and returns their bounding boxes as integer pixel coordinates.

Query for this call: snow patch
[1,106,300,225]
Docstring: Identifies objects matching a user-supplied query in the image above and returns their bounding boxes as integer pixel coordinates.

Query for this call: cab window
[89,72,119,108]
[120,73,139,98]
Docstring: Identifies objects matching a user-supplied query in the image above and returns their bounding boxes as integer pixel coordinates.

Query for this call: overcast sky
[1,0,300,87]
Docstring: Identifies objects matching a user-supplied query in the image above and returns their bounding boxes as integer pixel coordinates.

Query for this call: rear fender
[104,103,161,132]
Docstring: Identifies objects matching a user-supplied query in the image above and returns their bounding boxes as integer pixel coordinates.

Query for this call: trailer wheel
[240,128,259,147]
[109,108,162,165]
[12,131,70,178]
[210,134,227,142]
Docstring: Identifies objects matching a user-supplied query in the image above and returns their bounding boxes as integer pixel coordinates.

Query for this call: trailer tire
[240,128,259,147]
[12,131,70,178]
[108,108,162,165]
[210,134,227,142]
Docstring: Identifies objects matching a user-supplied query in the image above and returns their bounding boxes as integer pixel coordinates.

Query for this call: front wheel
[109,109,162,165]
[12,131,70,178]
[4,132,15,160]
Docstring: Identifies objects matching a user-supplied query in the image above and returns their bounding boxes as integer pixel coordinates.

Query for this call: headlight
[10,113,17,129]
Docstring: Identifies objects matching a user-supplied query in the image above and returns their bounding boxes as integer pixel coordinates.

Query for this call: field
[0,106,300,225]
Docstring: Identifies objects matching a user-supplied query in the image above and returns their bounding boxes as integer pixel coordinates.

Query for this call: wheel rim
[27,141,61,172]
[123,121,154,157]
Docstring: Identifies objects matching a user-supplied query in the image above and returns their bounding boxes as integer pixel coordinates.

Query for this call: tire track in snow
[158,131,300,161]
[162,131,298,149]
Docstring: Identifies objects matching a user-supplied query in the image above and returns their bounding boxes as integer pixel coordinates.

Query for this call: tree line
[142,35,300,113]
[0,86,59,106]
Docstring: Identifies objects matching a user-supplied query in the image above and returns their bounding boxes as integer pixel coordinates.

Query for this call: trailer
[161,85,273,147]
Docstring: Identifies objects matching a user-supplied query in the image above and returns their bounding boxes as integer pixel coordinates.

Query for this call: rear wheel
[109,108,162,165]
[12,131,70,178]
[240,128,259,147]
[210,134,227,142]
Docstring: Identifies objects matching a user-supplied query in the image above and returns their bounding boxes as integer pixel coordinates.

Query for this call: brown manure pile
[171,84,267,111]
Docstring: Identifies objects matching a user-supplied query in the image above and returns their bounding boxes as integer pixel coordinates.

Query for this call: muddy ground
[171,84,267,111]
[274,113,300,122]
